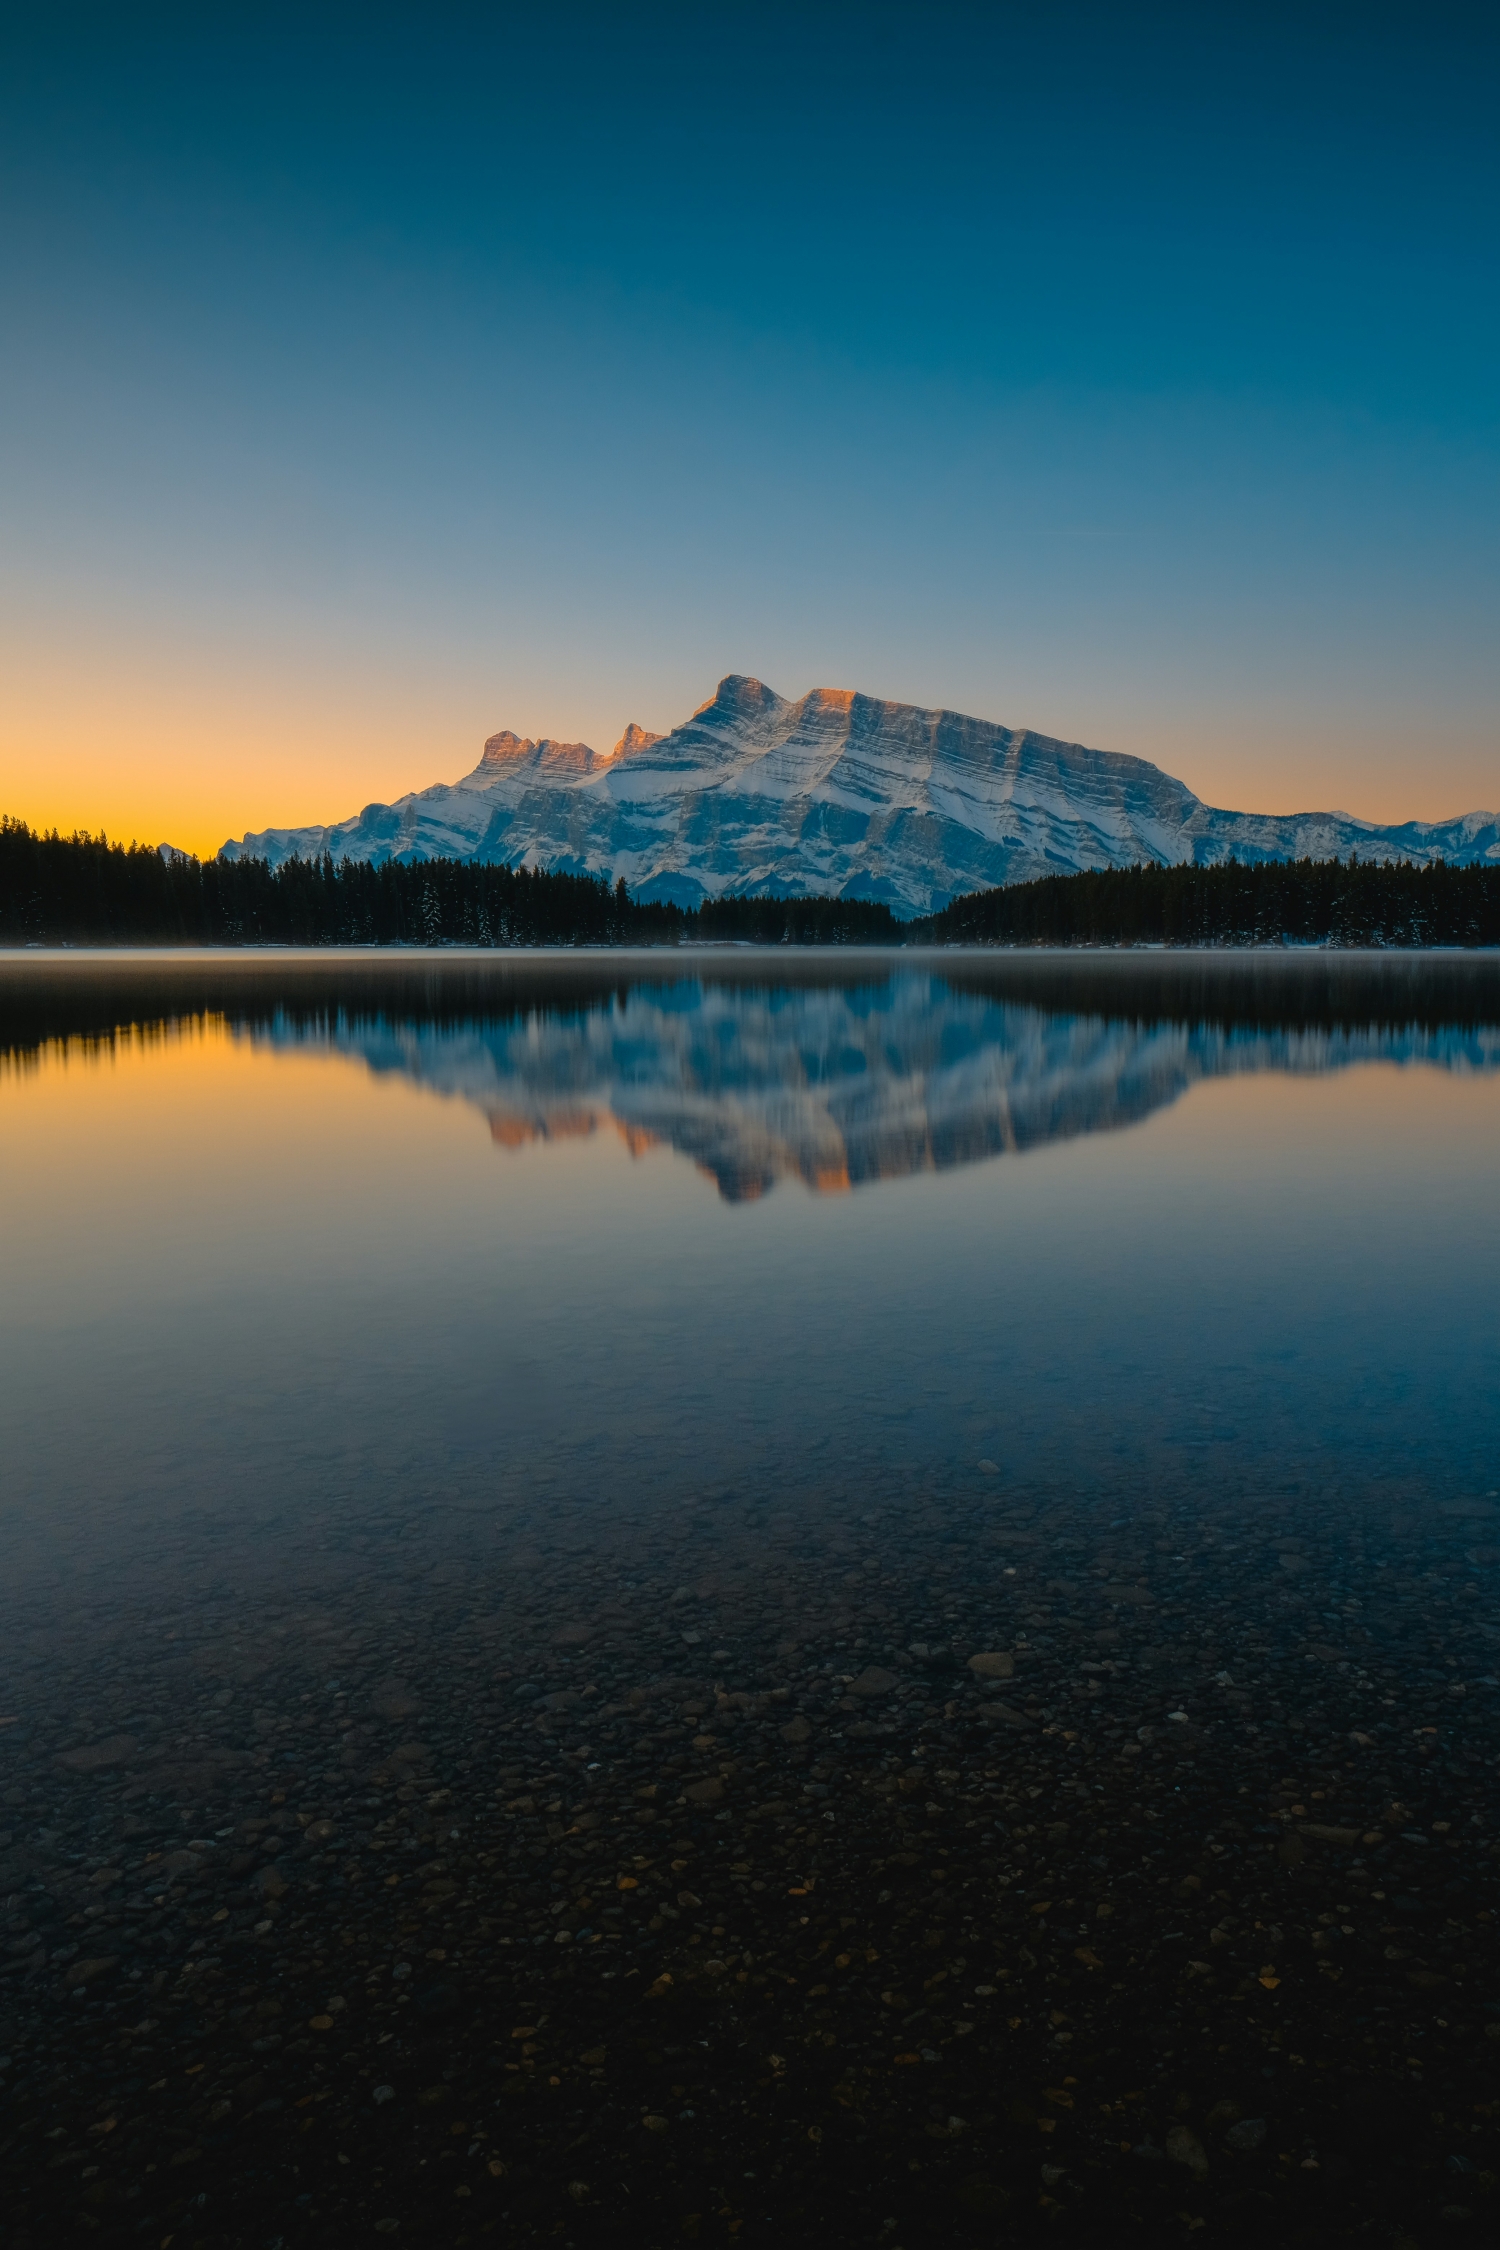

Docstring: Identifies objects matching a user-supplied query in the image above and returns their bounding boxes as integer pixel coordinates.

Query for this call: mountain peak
[696,674,785,722]
[610,723,664,759]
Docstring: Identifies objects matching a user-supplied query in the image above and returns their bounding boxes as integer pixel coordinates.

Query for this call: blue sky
[2,2,1496,851]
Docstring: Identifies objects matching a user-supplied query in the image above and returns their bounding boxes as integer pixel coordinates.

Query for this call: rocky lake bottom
[3,1472,1497,2250]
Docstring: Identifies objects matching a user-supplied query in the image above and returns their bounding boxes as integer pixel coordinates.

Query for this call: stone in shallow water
[55,1735,137,1771]
[848,1666,898,1698]
[1225,2117,1267,2152]
[967,1651,1014,1679]
[985,1701,1036,1728]
[1166,2123,1209,2177]
[61,1957,115,1990]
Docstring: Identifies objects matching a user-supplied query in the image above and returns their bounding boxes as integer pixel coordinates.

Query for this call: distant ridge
[221,675,1500,916]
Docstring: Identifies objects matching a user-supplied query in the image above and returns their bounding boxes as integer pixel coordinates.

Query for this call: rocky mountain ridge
[222,675,1500,915]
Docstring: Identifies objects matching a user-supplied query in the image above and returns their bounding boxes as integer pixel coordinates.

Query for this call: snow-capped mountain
[221,675,1500,915]
[253,976,1500,1204]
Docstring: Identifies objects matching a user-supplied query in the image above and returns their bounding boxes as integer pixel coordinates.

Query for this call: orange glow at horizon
[0,696,487,863]
[4,654,1496,862]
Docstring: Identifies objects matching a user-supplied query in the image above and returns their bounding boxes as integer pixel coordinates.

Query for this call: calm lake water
[3,948,1498,1594]
[6,948,1500,2250]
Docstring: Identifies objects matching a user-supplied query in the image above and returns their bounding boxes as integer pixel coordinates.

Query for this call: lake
[3,948,1498,2249]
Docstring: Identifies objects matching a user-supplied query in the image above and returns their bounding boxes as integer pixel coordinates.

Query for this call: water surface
[4,948,1500,2249]
[3,949,1498,1595]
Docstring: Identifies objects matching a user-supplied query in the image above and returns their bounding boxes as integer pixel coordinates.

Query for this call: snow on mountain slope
[221,676,1500,914]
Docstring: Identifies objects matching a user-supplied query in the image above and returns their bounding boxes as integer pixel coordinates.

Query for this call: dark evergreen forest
[3,816,1498,948]
[923,857,1500,948]
[0,820,899,946]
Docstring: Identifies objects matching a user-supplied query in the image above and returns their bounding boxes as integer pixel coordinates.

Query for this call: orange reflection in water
[4,994,1500,1594]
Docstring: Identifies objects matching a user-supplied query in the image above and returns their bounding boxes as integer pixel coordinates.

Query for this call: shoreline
[5,940,1500,960]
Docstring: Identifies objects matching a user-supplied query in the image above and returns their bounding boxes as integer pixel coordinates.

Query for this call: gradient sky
[3,2,1497,857]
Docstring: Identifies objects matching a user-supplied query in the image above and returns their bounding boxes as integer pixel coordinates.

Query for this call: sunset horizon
[4,6,1496,865]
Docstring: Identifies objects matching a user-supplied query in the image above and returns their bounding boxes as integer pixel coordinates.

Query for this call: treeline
[0,821,674,944]
[0,820,900,946]
[694,891,898,944]
[6,817,1500,948]
[921,857,1500,949]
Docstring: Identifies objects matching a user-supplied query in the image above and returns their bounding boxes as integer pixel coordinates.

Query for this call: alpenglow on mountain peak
[221,673,1500,914]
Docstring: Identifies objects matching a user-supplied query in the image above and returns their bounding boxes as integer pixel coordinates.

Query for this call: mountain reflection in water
[6,949,1499,1202]
[5,946,1500,1561]
[251,971,1500,1201]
